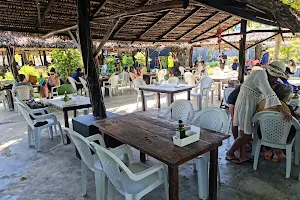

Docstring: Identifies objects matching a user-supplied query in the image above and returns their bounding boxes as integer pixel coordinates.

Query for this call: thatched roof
[0,0,299,45]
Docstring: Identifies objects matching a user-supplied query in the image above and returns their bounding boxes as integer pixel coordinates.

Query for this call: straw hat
[266,61,288,79]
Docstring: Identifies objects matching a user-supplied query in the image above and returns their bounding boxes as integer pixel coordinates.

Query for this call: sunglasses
[50,73,55,75]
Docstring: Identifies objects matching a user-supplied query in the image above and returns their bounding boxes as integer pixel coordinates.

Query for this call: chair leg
[286,145,293,178]
[217,162,221,184]
[54,125,58,137]
[49,126,54,139]
[27,125,33,147]
[163,166,169,200]
[198,95,202,111]
[136,95,139,109]
[81,161,87,196]
[211,90,214,104]
[107,180,114,200]
[294,136,300,165]
[34,129,41,152]
[95,170,105,200]
[253,140,262,170]
[196,154,209,200]
[57,121,66,144]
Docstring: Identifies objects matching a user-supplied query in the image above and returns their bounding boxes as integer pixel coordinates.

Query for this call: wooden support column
[43,50,48,66]
[6,47,18,80]
[189,46,193,67]
[238,20,247,83]
[39,51,44,66]
[274,34,282,61]
[145,48,150,72]
[76,0,106,119]
[22,51,27,65]
[20,53,24,66]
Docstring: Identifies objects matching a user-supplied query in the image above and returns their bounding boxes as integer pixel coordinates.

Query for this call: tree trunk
[238,20,247,83]
[76,0,106,119]
[145,47,150,72]
[254,44,262,60]
[189,47,193,67]
[274,34,281,61]
[43,50,48,66]
[6,47,18,80]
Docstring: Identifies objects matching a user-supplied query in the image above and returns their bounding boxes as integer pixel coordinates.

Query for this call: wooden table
[41,96,91,143]
[138,84,194,111]
[209,76,231,100]
[94,112,229,200]
[143,72,156,84]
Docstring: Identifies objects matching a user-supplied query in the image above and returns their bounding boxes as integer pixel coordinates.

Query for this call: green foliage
[206,61,219,67]
[4,72,14,80]
[126,56,134,67]
[57,84,74,95]
[247,21,262,29]
[268,40,300,63]
[282,0,300,10]
[134,52,146,66]
[207,68,215,75]
[50,49,83,81]
[160,56,168,68]
[104,56,116,73]
[18,65,39,77]
[206,50,214,61]
[14,54,22,62]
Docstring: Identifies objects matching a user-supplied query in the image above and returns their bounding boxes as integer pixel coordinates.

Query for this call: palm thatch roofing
[0,0,299,45]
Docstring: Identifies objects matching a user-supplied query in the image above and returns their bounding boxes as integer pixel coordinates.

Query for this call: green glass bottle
[63,91,68,102]
[178,120,186,139]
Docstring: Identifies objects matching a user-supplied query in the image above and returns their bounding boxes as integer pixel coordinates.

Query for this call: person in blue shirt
[71,68,83,90]
[231,58,238,70]
[260,49,269,65]
[275,67,298,92]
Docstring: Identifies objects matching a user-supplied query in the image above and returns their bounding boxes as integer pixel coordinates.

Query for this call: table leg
[218,82,222,101]
[170,93,174,104]
[209,148,218,200]
[6,89,14,110]
[74,110,77,117]
[168,165,179,200]
[187,90,191,101]
[140,152,146,163]
[64,110,71,144]
[141,90,146,111]
[157,92,161,109]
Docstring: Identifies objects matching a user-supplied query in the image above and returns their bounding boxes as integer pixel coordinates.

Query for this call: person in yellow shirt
[168,52,174,68]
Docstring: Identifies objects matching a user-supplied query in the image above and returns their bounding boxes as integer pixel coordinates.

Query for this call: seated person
[231,58,238,70]
[12,74,33,98]
[46,68,60,99]
[38,73,47,98]
[257,84,298,161]
[71,68,83,90]
[226,85,241,140]
[129,66,138,81]
[194,61,199,69]
[200,61,207,75]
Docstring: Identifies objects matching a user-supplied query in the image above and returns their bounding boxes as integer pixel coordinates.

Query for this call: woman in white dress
[226,61,292,163]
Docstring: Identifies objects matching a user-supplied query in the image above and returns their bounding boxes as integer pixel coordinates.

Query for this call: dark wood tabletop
[93,111,228,200]
[138,84,194,94]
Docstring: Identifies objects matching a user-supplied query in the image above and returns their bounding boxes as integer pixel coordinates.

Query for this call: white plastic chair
[15,101,64,152]
[162,99,194,123]
[167,77,179,85]
[220,87,235,108]
[133,78,156,109]
[178,66,185,79]
[90,142,169,200]
[157,70,165,83]
[0,91,8,110]
[64,128,106,200]
[79,77,89,96]
[191,107,229,199]
[118,72,129,92]
[105,75,120,97]
[184,72,193,83]
[252,111,300,178]
[189,76,213,110]
[68,77,82,95]
[150,69,158,84]
[13,85,33,100]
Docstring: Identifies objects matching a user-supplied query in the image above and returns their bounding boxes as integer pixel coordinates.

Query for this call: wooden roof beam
[93,0,183,21]
[177,11,218,40]
[139,10,172,39]
[159,6,203,39]
[192,0,279,28]
[36,0,41,26]
[221,38,239,50]
[42,25,77,38]
[191,16,232,42]
[112,0,152,38]
[92,0,109,17]
[35,0,56,29]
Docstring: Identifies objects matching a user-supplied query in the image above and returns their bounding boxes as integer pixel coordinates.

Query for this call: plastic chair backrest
[91,143,133,192]
[223,87,235,106]
[179,67,185,75]
[152,69,158,73]
[119,72,129,84]
[167,77,179,85]
[162,99,194,122]
[15,101,35,128]
[191,107,229,134]
[133,78,145,91]
[199,76,213,89]
[78,77,88,91]
[252,111,300,145]
[67,77,78,92]
[157,70,165,82]
[109,75,120,88]
[14,85,32,100]
[66,128,106,171]
[186,74,197,86]
[184,72,193,83]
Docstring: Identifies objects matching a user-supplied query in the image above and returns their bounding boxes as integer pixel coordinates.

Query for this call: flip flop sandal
[225,155,238,161]
[230,157,253,164]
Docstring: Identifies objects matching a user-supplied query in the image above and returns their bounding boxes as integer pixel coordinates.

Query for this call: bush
[126,57,134,67]
[4,72,14,80]
[160,56,168,68]
[206,61,219,67]
[134,52,146,66]
[51,49,83,82]
[18,65,39,77]
[57,84,74,95]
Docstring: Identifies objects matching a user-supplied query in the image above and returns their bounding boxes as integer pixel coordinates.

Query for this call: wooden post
[274,34,281,61]
[145,48,150,72]
[22,51,27,65]
[254,44,262,60]
[189,46,193,67]
[43,50,48,66]
[6,47,18,80]
[76,0,106,119]
[20,52,24,66]
[39,51,44,66]
[238,20,247,83]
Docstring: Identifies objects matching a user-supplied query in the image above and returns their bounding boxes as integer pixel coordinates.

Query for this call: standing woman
[226,61,292,163]
[288,59,297,73]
